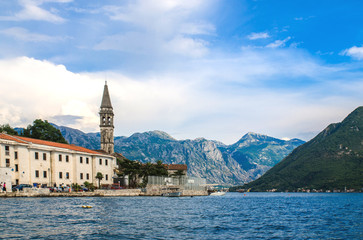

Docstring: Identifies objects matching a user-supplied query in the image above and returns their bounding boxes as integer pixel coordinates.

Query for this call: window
[105,174,108,181]
[35,152,39,159]
[66,172,69,179]
[15,151,18,159]
[66,155,69,162]
[59,172,63,179]
[59,154,62,162]
[15,164,18,172]
[86,157,89,164]
[99,159,102,165]
[80,173,83,180]
[5,159,10,167]
[105,159,108,166]
[43,171,47,178]
[80,157,83,164]
[15,179,19,185]
[5,146,9,156]
[43,153,46,160]
[86,173,89,180]
[35,170,39,178]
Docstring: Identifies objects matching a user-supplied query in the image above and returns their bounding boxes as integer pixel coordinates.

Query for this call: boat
[162,192,182,197]
[82,205,93,208]
[209,191,226,196]
[161,187,181,197]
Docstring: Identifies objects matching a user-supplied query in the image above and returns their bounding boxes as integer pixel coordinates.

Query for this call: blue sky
[0,0,362,144]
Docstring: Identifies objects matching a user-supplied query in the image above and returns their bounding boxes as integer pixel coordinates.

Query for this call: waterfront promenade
[0,188,208,197]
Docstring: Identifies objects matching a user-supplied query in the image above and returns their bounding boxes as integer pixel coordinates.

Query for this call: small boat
[161,187,181,197]
[209,191,226,196]
[162,192,182,197]
[82,205,93,208]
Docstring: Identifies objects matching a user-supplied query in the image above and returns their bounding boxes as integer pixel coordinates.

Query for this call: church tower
[99,81,114,154]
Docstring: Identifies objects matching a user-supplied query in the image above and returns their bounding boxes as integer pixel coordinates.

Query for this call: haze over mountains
[55,125,304,185]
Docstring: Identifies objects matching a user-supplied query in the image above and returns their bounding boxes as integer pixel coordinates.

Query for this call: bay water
[0,192,362,239]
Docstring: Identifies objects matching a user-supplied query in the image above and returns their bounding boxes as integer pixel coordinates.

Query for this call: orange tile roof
[0,133,28,144]
[166,164,188,171]
[0,133,105,155]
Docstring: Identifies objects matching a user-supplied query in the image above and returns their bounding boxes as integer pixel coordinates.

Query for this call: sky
[0,0,362,144]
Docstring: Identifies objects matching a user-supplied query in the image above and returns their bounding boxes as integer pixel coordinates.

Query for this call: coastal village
[0,83,208,197]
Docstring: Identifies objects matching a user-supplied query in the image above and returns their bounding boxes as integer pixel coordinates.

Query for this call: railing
[147,176,206,191]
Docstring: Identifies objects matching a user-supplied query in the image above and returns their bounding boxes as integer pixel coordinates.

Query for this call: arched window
[108,117,111,124]
[103,117,106,124]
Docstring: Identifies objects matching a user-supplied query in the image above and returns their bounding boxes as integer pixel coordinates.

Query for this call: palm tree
[95,172,104,188]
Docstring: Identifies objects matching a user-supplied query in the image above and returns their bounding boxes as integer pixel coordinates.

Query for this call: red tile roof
[0,134,28,144]
[166,164,187,171]
[0,133,104,155]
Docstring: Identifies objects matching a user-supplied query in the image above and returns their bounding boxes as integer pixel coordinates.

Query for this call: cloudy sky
[0,0,362,144]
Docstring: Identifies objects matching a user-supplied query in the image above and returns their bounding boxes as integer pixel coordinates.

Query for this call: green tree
[154,160,168,176]
[72,183,82,192]
[0,124,18,135]
[119,159,141,188]
[84,181,95,192]
[22,119,68,144]
[95,172,104,188]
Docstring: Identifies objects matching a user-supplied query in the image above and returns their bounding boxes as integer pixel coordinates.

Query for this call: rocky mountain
[54,125,304,185]
[242,106,363,191]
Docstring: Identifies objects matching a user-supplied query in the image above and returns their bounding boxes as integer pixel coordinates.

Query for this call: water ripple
[0,193,362,239]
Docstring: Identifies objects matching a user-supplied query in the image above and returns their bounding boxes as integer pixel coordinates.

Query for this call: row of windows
[79,157,89,164]
[5,146,110,167]
[4,146,18,159]
[79,173,90,180]
[33,170,109,182]
[35,170,47,178]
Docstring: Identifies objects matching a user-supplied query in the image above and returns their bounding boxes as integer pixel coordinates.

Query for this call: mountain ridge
[241,106,363,191]
[51,125,304,185]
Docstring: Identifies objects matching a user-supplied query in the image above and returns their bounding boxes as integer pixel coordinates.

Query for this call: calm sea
[0,193,362,239]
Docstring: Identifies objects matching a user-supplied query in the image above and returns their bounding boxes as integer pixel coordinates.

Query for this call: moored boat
[209,191,226,196]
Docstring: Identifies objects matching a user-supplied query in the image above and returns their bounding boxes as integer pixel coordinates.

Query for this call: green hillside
[241,106,363,192]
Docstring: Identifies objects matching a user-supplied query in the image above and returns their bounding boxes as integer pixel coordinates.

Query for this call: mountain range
[55,125,304,185]
[241,106,363,191]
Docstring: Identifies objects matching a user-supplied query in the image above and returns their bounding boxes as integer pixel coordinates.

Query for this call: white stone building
[0,133,116,188]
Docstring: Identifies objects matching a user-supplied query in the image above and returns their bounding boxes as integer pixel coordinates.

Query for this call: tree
[22,119,68,144]
[118,159,141,188]
[154,160,168,176]
[84,181,95,192]
[96,172,104,188]
[0,124,18,135]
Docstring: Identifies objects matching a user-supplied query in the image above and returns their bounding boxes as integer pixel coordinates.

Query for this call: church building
[0,82,117,191]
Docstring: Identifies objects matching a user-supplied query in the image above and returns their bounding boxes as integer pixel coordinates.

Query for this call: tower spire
[101,82,113,109]
[99,82,114,154]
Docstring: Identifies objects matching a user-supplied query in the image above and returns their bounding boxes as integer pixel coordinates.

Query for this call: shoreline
[0,188,208,197]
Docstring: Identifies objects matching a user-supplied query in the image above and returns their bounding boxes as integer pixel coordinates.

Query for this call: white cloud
[266,37,291,48]
[96,0,213,58]
[0,57,100,131]
[247,32,270,40]
[1,54,361,144]
[342,45,363,60]
[0,0,69,23]
[0,27,64,42]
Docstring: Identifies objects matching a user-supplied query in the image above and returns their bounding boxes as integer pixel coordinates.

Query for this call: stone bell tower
[99,81,114,154]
